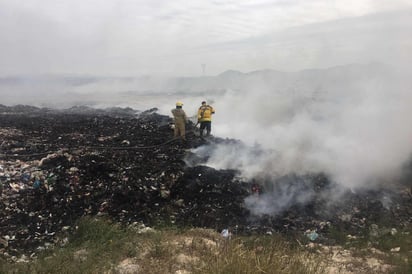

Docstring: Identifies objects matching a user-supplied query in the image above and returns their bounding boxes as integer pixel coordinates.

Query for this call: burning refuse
[0,105,411,260]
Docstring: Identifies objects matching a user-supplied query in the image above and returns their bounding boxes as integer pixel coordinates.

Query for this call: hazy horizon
[2,0,412,215]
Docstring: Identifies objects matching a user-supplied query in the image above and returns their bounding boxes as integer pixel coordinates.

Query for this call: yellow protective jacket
[197,105,215,122]
[171,108,187,124]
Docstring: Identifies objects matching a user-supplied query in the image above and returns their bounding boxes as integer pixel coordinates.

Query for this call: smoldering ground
[1,65,411,219]
[187,64,412,217]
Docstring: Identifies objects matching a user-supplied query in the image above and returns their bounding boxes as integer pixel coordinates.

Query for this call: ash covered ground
[0,105,411,259]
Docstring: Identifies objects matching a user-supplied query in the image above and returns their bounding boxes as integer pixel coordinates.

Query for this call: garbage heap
[0,105,250,258]
[0,105,411,259]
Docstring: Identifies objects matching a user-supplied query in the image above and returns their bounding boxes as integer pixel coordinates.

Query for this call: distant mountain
[0,63,403,105]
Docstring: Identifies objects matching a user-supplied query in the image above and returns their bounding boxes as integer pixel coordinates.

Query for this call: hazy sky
[1,0,411,76]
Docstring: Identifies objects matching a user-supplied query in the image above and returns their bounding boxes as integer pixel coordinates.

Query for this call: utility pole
[201,64,206,76]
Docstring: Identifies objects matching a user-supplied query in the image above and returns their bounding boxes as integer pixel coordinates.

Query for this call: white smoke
[194,64,412,192]
[244,175,317,216]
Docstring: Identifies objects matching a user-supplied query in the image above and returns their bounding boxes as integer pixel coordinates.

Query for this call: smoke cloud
[197,65,412,188]
[187,64,412,215]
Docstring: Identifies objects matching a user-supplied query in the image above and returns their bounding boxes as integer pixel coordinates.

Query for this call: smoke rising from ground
[200,65,412,190]
[182,64,412,216]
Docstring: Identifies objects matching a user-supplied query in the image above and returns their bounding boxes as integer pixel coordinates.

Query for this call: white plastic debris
[221,229,231,239]
[305,230,319,241]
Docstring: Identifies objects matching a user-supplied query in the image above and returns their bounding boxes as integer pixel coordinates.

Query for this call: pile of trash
[0,105,250,258]
[0,105,411,260]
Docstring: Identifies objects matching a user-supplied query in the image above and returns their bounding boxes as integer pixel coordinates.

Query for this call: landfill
[0,104,411,259]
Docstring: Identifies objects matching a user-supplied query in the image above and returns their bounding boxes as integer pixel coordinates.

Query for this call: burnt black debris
[0,104,411,259]
[172,165,250,229]
[0,105,246,257]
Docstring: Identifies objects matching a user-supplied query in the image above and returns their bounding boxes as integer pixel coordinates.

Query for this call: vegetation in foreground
[1,217,411,274]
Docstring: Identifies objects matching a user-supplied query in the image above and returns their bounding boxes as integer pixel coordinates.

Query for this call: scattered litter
[390,247,400,252]
[221,229,232,240]
[305,230,319,241]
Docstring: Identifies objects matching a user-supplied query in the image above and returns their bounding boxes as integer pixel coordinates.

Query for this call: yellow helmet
[176,101,183,107]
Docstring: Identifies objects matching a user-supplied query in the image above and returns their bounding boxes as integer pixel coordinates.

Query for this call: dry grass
[1,217,410,274]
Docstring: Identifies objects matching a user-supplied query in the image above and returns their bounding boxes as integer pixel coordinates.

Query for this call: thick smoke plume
[189,64,412,215]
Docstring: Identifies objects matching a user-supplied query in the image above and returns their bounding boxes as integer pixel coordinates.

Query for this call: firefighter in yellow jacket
[197,101,215,137]
[171,101,188,141]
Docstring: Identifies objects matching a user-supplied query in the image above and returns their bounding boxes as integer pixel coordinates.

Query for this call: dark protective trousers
[199,121,211,136]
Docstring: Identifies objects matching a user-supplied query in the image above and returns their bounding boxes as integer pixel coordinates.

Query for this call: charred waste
[0,104,411,259]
